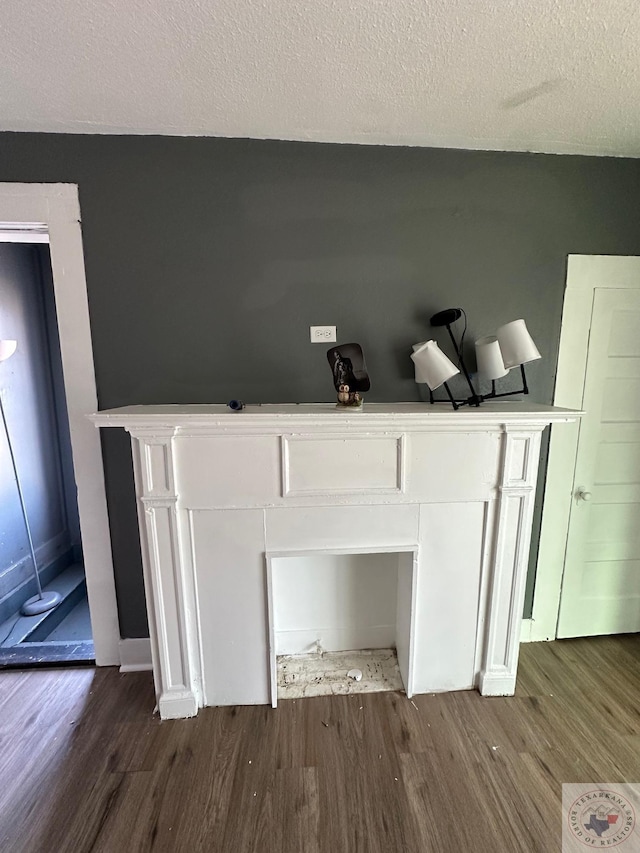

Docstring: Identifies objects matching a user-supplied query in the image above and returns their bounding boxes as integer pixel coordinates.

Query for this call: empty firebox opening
[267,548,417,707]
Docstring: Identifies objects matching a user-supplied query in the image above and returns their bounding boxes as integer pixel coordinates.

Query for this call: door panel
[581,560,640,599]
[557,289,640,637]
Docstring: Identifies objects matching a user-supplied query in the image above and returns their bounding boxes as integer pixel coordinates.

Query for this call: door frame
[530,254,640,641]
[0,183,119,664]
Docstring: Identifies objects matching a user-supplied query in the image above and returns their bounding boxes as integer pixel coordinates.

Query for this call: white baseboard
[478,670,516,696]
[158,689,198,720]
[119,637,153,672]
[520,618,533,643]
[521,618,556,643]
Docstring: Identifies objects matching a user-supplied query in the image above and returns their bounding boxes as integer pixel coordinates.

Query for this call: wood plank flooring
[1,635,639,852]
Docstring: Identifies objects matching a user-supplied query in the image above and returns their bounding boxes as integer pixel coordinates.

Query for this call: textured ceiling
[1,0,639,156]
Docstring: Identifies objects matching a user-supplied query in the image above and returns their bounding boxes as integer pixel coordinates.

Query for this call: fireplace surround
[92,402,579,719]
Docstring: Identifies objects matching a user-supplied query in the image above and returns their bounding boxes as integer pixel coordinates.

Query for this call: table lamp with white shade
[0,339,62,616]
[412,309,542,410]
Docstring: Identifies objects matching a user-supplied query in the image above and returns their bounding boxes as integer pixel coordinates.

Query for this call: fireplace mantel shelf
[91,401,580,432]
[92,402,580,719]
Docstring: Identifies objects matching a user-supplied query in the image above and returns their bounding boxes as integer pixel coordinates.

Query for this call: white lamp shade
[0,340,17,362]
[411,342,430,384]
[496,319,541,368]
[475,335,509,380]
[411,340,460,390]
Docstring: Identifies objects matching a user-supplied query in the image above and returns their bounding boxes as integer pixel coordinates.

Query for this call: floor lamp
[0,339,61,616]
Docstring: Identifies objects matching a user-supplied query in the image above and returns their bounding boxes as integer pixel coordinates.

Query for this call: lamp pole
[0,340,61,616]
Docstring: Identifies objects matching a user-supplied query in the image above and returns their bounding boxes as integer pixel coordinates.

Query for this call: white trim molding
[531,255,640,643]
[0,183,120,665]
[129,427,200,719]
[520,618,534,643]
[0,222,49,243]
[119,638,153,672]
[478,428,542,695]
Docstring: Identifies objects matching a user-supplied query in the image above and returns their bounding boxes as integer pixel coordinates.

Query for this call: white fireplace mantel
[91,402,580,719]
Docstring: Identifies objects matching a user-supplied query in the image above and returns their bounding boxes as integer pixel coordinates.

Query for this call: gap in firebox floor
[277,648,403,700]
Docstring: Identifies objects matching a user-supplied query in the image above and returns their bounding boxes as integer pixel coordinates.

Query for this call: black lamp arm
[444,323,482,405]
[429,363,530,409]
[483,364,529,400]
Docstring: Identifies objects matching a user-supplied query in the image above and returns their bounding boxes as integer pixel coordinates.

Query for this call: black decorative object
[327,343,370,408]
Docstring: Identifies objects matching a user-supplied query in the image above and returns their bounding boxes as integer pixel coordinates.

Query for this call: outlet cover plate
[310,325,337,343]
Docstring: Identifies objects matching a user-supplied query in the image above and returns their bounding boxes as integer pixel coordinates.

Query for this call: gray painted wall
[0,134,638,637]
[0,244,76,606]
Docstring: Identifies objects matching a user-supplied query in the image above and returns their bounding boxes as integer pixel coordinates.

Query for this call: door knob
[576,488,592,502]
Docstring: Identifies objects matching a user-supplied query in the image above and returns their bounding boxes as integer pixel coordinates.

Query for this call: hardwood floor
[1,635,639,852]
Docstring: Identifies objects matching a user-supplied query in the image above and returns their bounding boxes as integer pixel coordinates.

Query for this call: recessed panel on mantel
[174,435,280,507]
[407,432,500,502]
[191,508,271,707]
[283,434,403,496]
[413,501,486,693]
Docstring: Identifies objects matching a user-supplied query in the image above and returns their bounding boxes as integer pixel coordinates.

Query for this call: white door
[558,287,640,637]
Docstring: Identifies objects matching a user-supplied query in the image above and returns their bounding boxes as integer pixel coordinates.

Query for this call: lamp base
[21,590,62,616]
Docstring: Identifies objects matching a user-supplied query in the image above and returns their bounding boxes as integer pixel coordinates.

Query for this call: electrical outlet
[310,325,337,343]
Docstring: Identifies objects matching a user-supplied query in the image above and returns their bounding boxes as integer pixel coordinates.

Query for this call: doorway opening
[0,240,93,666]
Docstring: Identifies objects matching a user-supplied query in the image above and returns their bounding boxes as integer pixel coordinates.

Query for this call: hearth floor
[277,648,403,700]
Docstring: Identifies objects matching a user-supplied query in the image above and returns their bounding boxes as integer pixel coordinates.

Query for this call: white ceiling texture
[1,0,639,156]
